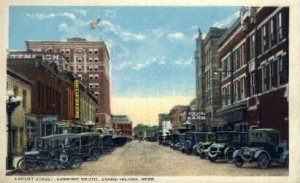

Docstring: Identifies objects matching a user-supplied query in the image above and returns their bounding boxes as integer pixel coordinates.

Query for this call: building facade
[26,37,111,129]
[194,27,227,131]
[169,105,190,133]
[7,69,33,155]
[111,115,133,136]
[217,7,289,140]
[158,113,170,132]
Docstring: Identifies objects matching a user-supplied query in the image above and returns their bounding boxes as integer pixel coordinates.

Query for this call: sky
[9,6,241,127]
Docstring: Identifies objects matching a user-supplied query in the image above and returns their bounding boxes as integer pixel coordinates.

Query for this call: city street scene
[5,5,289,179]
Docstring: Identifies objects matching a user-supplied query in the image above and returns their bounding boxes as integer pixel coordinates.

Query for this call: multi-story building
[217,7,289,140]
[169,105,190,133]
[194,27,227,131]
[111,115,133,136]
[158,113,170,131]
[7,68,33,155]
[26,37,111,129]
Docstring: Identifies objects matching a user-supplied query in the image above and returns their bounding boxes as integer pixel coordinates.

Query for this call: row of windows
[260,12,283,54]
[221,54,286,106]
[89,83,99,88]
[74,66,101,72]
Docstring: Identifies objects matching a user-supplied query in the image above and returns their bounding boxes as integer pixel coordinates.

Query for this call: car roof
[251,128,280,133]
[39,133,80,140]
[78,132,101,136]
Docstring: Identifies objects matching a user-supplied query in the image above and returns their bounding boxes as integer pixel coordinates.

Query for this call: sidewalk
[6,156,22,175]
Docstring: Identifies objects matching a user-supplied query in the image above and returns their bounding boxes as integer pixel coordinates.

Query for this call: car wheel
[226,149,234,163]
[90,149,100,161]
[199,152,206,159]
[70,155,83,169]
[258,153,270,169]
[234,156,244,168]
[47,160,60,171]
[17,158,29,173]
[209,156,216,162]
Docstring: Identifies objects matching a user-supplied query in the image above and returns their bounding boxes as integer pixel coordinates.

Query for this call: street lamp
[6,90,22,170]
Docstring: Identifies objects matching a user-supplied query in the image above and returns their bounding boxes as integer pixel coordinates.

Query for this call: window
[262,64,267,92]
[240,45,244,67]
[233,80,238,101]
[94,74,99,80]
[89,83,93,88]
[94,83,99,88]
[22,90,27,109]
[77,66,82,71]
[261,26,267,53]
[13,85,19,97]
[66,49,70,54]
[277,56,284,86]
[250,72,256,96]
[94,66,99,71]
[94,58,98,62]
[94,49,98,54]
[89,58,93,62]
[269,61,274,89]
[77,58,82,62]
[240,77,245,99]
[269,19,276,47]
[89,74,93,80]
[277,12,283,42]
[249,34,255,60]
[233,50,238,71]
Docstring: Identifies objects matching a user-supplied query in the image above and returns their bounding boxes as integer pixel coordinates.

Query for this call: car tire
[209,156,216,162]
[226,149,234,163]
[17,158,29,173]
[70,155,83,169]
[234,156,244,168]
[90,149,100,161]
[258,153,270,169]
[199,152,206,159]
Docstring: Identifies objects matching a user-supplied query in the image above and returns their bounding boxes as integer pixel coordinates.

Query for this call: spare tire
[208,144,219,158]
[240,147,253,161]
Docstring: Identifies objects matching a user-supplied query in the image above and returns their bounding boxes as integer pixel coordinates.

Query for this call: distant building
[158,113,170,131]
[161,120,172,137]
[26,37,111,129]
[169,105,190,133]
[111,115,133,136]
[217,7,289,140]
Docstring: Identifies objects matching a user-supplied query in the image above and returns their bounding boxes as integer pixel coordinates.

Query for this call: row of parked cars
[17,132,130,173]
[158,128,289,169]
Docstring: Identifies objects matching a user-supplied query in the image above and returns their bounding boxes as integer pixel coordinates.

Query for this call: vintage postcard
[1,0,300,183]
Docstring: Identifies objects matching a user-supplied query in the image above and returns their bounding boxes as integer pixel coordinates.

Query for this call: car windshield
[249,131,279,145]
[195,133,205,141]
[216,132,233,143]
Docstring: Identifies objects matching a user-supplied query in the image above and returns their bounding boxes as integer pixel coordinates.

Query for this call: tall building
[26,37,111,129]
[158,113,170,131]
[194,27,227,131]
[217,7,289,140]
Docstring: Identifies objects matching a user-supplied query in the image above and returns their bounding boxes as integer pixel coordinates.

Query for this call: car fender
[232,149,241,159]
[281,151,289,161]
[254,150,270,160]
[224,146,235,156]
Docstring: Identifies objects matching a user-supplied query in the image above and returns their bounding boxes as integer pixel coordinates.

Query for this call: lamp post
[6,90,22,170]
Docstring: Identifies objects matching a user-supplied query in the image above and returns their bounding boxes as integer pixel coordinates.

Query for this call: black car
[17,134,83,172]
[100,134,114,154]
[112,136,128,147]
[174,133,186,151]
[169,134,180,149]
[183,132,207,154]
[233,128,288,169]
[77,132,102,161]
[207,131,235,162]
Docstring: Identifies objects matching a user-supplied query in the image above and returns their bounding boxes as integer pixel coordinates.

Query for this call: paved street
[15,140,288,176]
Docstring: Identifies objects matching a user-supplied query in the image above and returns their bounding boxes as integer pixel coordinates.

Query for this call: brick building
[217,7,289,140]
[111,115,133,136]
[26,37,111,129]
[194,27,227,131]
[169,105,190,133]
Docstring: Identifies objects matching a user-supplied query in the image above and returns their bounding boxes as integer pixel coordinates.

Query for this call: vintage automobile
[233,128,289,169]
[184,132,212,154]
[169,134,180,149]
[194,132,215,159]
[207,131,236,162]
[222,132,248,162]
[174,133,186,151]
[99,134,114,154]
[77,132,103,161]
[17,134,83,173]
[112,135,128,147]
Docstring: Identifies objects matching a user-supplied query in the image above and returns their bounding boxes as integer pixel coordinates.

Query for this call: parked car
[17,134,83,173]
[174,133,186,151]
[77,132,103,161]
[112,135,128,147]
[99,134,114,154]
[233,128,289,169]
[195,132,215,159]
[184,132,215,155]
[207,131,235,162]
[169,134,180,149]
